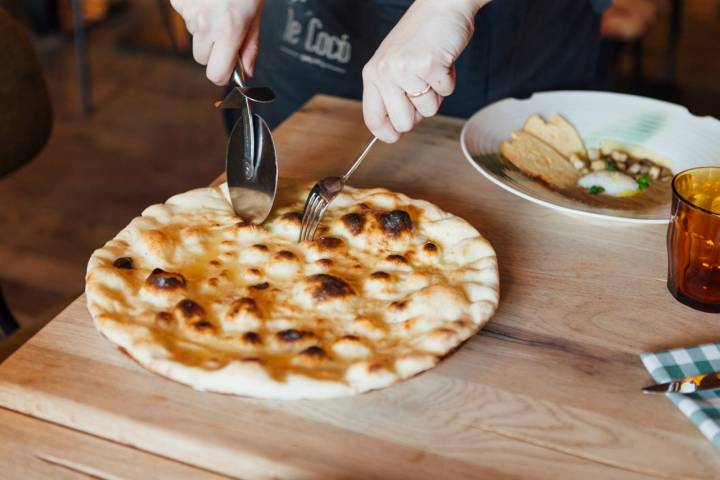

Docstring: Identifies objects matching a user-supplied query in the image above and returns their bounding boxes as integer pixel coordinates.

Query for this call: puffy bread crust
[86,181,499,399]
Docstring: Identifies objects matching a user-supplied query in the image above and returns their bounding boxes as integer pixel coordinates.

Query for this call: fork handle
[341,136,378,183]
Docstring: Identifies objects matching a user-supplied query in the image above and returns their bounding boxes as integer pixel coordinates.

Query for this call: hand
[362,0,489,143]
[169,0,264,85]
[601,0,656,40]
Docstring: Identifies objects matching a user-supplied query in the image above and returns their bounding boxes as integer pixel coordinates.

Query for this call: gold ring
[407,85,432,98]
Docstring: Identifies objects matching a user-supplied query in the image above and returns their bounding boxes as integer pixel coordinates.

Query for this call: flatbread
[501,131,581,188]
[523,113,586,158]
[85,181,499,399]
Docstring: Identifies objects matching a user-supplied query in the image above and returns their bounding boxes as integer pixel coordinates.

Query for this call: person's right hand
[169,0,264,85]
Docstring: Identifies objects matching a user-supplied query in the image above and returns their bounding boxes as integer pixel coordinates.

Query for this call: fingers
[363,81,399,143]
[405,80,442,118]
[206,40,239,85]
[409,89,441,118]
[240,14,261,77]
[424,63,456,97]
[175,0,265,85]
[380,82,415,134]
[192,36,213,65]
[387,61,442,118]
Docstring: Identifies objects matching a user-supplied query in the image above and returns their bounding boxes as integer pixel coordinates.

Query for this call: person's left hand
[362,0,490,143]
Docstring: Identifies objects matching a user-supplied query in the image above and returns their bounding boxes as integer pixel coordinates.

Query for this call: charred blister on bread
[250,281,270,290]
[316,237,344,250]
[242,267,263,283]
[175,299,205,322]
[377,210,413,238]
[388,300,408,313]
[228,297,261,316]
[155,311,173,328]
[242,331,263,345]
[173,299,217,336]
[301,345,327,358]
[113,257,134,269]
[146,269,186,290]
[341,212,366,236]
[276,329,314,342]
[240,243,271,264]
[280,211,303,224]
[241,356,263,363]
[267,250,302,278]
[305,237,346,262]
[315,258,333,268]
[386,254,408,264]
[423,242,438,254]
[223,297,263,332]
[416,241,440,264]
[363,271,397,299]
[272,250,297,261]
[305,274,355,303]
[139,269,187,308]
[189,320,217,337]
[291,345,331,366]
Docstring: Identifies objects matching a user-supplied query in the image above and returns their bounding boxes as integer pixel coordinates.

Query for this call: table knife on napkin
[643,371,720,394]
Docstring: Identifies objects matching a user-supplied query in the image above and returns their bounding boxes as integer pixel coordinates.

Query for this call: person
[170,0,611,143]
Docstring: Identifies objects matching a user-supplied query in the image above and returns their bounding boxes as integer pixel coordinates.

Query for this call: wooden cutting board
[1,96,718,479]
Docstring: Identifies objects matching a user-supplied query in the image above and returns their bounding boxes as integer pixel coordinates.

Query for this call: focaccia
[85,181,499,399]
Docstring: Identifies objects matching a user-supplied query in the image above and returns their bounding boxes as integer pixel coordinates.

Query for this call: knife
[223,61,278,224]
[642,371,720,394]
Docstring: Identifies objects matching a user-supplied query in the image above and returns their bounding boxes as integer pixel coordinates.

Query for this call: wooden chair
[0,8,53,339]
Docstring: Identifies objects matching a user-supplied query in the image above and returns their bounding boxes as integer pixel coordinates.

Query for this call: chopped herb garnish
[637,174,650,190]
[588,185,605,195]
[606,161,618,172]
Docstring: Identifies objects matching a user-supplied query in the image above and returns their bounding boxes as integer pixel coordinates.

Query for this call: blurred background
[0,0,718,355]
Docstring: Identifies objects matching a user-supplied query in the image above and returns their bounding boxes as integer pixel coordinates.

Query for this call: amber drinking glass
[667,167,720,312]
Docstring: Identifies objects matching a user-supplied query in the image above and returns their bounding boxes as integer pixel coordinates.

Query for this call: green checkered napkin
[640,343,720,448]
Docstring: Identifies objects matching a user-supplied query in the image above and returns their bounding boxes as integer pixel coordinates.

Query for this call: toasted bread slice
[523,114,586,158]
[501,131,581,189]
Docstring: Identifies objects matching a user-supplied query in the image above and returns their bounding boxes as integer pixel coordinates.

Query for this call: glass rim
[672,166,720,218]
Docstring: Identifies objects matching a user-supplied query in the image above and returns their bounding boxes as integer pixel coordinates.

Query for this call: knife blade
[226,112,277,223]
[643,372,720,394]
[224,61,278,224]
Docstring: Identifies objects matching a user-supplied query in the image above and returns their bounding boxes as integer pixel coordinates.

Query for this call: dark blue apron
[226,0,610,130]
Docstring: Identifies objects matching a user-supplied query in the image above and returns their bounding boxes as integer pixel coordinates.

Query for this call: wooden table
[1,95,718,479]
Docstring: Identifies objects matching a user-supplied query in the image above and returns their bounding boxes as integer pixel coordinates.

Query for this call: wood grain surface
[0,408,226,479]
[0,96,718,480]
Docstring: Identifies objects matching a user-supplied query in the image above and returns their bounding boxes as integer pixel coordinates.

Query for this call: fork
[298,136,378,242]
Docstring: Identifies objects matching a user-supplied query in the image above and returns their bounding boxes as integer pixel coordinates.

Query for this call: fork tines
[298,184,329,242]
